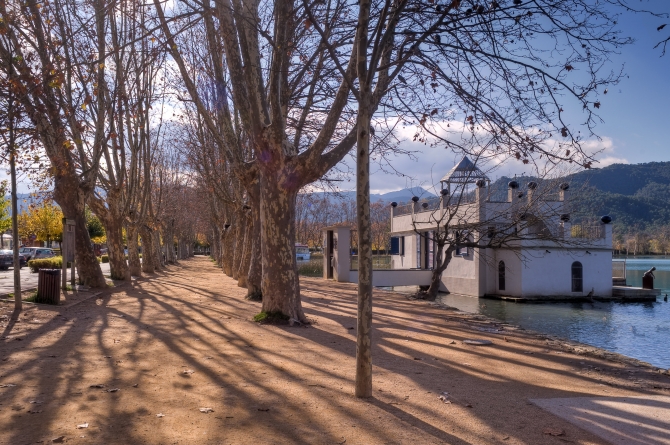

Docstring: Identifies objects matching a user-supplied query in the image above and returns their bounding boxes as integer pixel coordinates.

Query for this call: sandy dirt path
[1,257,668,445]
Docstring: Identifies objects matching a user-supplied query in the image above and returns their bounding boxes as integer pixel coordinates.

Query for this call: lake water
[436,257,670,369]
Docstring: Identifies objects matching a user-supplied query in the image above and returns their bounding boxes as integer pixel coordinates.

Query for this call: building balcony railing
[570,224,606,239]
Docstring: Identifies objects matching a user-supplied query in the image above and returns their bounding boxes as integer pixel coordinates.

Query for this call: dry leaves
[199,407,214,413]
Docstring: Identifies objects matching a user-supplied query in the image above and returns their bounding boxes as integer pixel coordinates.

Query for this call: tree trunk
[237,218,252,288]
[355,102,373,398]
[153,230,164,268]
[222,227,234,276]
[425,242,453,301]
[259,177,305,322]
[53,178,106,288]
[127,225,142,277]
[73,209,106,287]
[105,217,128,280]
[247,197,262,299]
[140,228,155,273]
[353,0,374,395]
[231,214,243,281]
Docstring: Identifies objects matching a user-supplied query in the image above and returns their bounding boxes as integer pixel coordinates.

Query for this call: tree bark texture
[355,104,373,398]
[153,231,164,269]
[53,177,106,288]
[104,216,129,280]
[426,242,455,300]
[140,228,155,273]
[355,0,373,398]
[222,227,234,276]
[127,225,142,277]
[246,198,262,299]
[259,175,305,322]
[231,213,243,281]
[237,218,251,288]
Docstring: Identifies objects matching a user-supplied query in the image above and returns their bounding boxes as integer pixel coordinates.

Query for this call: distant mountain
[375,186,436,203]
[308,186,436,205]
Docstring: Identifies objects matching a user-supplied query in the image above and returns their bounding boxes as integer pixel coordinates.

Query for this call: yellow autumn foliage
[18,202,64,242]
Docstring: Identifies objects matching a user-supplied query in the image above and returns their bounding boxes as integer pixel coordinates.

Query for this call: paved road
[0,262,111,295]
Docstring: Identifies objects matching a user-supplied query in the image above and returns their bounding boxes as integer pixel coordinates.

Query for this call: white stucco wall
[520,249,612,297]
[391,233,419,269]
[491,249,524,297]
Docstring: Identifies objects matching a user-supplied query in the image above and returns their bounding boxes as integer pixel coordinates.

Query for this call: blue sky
[353,1,670,193]
[4,1,669,196]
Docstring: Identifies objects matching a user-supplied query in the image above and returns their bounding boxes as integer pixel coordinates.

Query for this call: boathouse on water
[387,156,614,299]
[323,156,615,299]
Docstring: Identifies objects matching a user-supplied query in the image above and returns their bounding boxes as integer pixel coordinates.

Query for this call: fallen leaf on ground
[257,408,270,412]
[199,407,214,413]
[106,388,120,393]
[437,395,452,404]
[183,369,194,375]
[28,409,42,414]
[52,436,66,443]
[76,423,88,429]
[543,428,566,436]
[0,383,16,388]
[89,384,105,388]
[156,413,165,418]
[132,384,138,388]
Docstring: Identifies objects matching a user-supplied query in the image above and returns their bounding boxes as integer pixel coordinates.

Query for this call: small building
[388,156,613,299]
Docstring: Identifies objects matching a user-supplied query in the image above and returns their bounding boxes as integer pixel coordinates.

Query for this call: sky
[345,1,670,194]
[3,1,669,196]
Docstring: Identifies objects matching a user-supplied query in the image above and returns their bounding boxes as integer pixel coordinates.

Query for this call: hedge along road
[0,262,111,296]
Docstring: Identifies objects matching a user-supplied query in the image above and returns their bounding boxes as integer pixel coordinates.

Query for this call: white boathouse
[323,156,616,300]
[387,157,614,299]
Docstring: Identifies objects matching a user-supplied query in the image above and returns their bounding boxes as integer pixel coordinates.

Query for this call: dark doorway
[327,230,334,279]
[498,261,506,291]
[572,261,583,292]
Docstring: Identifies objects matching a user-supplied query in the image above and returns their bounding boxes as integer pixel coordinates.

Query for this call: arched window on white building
[571,262,583,292]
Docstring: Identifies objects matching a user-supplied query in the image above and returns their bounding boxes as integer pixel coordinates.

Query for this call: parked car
[18,247,56,261]
[0,250,27,270]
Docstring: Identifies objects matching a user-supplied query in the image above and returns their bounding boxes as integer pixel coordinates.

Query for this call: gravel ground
[0,257,668,445]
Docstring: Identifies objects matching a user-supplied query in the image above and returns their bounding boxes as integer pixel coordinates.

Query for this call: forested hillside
[493,162,670,254]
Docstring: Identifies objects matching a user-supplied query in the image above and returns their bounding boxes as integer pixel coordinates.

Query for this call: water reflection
[435,257,670,369]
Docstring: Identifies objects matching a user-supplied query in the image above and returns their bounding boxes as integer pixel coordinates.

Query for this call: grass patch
[253,311,289,324]
[24,291,39,303]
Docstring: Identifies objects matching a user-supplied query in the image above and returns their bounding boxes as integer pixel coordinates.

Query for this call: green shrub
[28,256,63,273]
[101,255,109,263]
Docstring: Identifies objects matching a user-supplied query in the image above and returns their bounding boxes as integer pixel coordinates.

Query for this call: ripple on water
[436,258,670,369]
